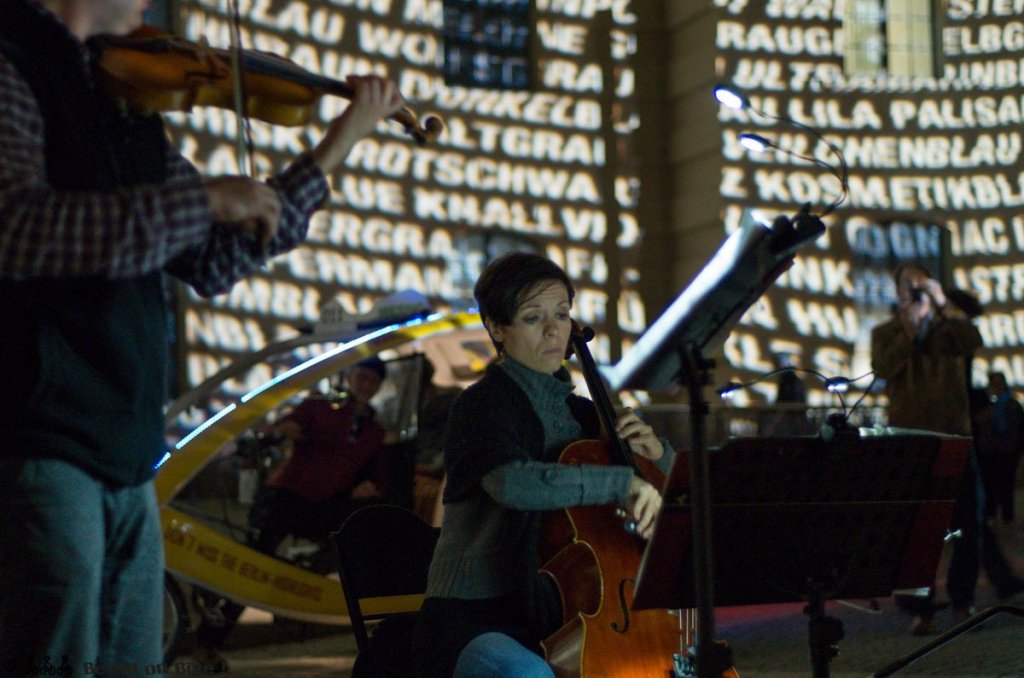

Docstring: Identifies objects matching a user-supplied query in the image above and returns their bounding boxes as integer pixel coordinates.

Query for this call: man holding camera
[871,263,1024,634]
[872,263,979,439]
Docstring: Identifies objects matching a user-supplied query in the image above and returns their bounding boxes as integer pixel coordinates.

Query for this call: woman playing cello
[409,252,673,677]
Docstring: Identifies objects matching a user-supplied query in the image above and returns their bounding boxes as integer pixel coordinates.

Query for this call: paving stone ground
[200,502,1024,677]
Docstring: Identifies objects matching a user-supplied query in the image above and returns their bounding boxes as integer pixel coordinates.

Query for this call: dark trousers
[940,454,1020,611]
[248,485,375,555]
[978,453,1020,523]
[196,486,377,649]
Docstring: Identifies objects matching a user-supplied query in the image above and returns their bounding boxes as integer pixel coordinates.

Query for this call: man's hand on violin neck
[203,176,282,246]
[347,75,405,128]
[311,75,404,176]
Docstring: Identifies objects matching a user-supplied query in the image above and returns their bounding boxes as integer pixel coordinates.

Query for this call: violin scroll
[394,108,445,146]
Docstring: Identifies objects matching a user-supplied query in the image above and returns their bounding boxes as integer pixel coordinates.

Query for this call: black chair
[331,504,439,653]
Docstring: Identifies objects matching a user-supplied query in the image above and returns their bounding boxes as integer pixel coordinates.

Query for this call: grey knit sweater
[425,358,673,600]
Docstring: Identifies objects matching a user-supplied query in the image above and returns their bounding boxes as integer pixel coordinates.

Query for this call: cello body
[540,439,682,677]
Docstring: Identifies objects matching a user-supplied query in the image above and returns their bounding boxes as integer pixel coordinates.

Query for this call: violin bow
[225,0,257,177]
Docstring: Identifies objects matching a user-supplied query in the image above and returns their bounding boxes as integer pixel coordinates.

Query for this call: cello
[539,321,738,677]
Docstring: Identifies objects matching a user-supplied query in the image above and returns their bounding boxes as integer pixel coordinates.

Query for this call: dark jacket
[871,313,982,437]
[442,363,601,502]
[0,1,172,485]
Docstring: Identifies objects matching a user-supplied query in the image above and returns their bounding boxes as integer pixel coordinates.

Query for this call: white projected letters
[168,0,644,389]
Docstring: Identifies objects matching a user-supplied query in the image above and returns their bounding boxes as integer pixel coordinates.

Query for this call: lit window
[843,0,937,77]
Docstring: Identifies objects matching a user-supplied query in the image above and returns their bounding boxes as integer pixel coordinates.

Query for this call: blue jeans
[0,457,163,676]
[453,632,554,678]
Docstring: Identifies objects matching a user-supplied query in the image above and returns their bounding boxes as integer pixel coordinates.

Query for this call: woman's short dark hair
[473,252,574,348]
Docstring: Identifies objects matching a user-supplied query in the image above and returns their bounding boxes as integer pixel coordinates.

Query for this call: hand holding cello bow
[618,411,666,540]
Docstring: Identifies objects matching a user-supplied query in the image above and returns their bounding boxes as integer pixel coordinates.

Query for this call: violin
[91,25,444,145]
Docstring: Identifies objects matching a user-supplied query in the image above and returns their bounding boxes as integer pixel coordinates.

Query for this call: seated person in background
[194,355,390,670]
[248,355,389,557]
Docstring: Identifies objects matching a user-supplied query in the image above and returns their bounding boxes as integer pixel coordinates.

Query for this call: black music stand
[603,205,826,677]
[631,432,970,678]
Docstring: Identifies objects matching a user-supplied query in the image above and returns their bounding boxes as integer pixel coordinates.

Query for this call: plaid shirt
[0,26,328,296]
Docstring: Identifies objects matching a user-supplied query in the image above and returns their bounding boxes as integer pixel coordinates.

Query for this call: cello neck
[569,321,638,471]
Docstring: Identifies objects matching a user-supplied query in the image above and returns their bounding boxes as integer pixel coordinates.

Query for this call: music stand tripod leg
[679,344,720,677]
[872,604,1024,677]
[805,581,844,678]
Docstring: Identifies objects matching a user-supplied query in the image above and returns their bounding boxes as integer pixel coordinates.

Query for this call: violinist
[0,0,402,672]
[409,252,673,678]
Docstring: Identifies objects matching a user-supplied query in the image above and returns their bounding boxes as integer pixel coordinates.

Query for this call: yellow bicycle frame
[156,311,483,624]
